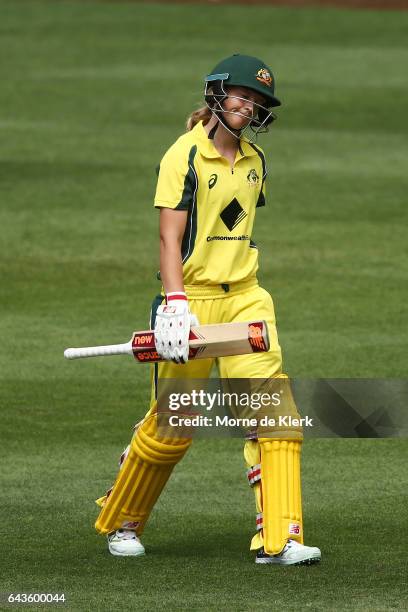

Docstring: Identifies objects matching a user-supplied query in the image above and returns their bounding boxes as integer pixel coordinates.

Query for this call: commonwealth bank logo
[220,198,247,231]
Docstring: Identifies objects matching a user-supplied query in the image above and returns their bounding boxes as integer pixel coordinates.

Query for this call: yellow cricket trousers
[95,278,303,552]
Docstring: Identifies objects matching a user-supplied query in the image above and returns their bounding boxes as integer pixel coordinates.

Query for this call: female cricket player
[95,54,321,566]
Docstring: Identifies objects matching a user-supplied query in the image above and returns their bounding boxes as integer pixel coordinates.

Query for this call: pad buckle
[247,464,261,486]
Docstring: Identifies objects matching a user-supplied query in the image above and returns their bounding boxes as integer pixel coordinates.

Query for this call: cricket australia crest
[247,169,259,187]
[256,68,272,87]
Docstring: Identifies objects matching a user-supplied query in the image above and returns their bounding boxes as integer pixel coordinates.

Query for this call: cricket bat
[64,320,269,363]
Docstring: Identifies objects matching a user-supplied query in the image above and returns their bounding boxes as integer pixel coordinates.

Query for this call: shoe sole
[256,554,321,566]
[108,547,146,558]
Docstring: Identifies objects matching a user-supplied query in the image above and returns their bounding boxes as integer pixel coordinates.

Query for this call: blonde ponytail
[186,105,212,131]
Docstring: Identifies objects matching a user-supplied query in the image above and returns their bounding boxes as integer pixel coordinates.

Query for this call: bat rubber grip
[64,342,132,359]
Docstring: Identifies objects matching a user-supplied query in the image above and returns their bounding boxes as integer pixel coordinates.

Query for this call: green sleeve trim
[256,192,266,208]
[175,145,198,211]
[248,143,267,208]
[180,146,199,263]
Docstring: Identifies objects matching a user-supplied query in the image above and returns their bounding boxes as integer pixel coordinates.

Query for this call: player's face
[222,86,267,130]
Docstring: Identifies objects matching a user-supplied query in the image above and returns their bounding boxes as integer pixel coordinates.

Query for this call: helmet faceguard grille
[204,78,277,143]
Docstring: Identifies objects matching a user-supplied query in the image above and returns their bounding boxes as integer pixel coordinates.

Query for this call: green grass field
[1,1,407,610]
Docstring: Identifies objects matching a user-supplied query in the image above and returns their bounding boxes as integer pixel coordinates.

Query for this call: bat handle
[64,341,133,360]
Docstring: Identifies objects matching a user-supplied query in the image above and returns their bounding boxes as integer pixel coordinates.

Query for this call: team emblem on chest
[247,169,260,187]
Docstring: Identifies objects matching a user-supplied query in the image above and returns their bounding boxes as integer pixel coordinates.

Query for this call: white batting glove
[154,292,199,364]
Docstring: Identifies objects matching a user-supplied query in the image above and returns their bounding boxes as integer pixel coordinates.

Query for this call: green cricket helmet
[204,54,280,138]
[205,53,281,108]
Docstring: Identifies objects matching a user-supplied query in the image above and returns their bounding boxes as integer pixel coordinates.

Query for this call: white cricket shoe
[107,529,145,557]
[255,539,321,566]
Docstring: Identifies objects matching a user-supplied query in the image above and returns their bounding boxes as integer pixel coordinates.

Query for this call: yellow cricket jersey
[154,120,267,286]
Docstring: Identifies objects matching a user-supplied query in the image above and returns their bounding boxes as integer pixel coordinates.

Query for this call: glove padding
[154,293,199,364]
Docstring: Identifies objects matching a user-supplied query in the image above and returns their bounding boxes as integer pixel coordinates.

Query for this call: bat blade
[64,320,269,362]
[131,320,269,362]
